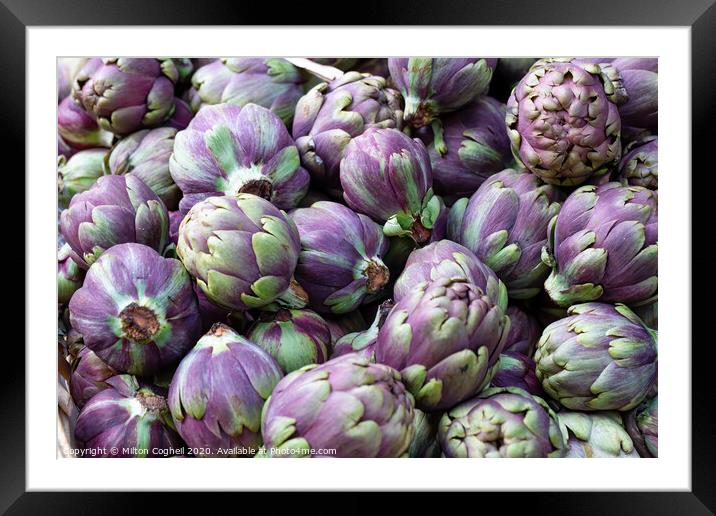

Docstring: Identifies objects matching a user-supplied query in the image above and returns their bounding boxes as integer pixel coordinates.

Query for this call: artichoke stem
[238,178,273,201]
[411,220,431,245]
[364,261,390,294]
[120,303,160,341]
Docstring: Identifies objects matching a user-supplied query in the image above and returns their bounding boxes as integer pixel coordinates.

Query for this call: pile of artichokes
[58,56,658,459]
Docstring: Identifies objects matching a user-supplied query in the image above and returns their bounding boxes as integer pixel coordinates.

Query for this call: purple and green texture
[534,303,658,411]
[69,243,202,376]
[388,58,497,128]
[506,59,622,186]
[260,354,415,457]
[408,409,441,458]
[490,352,545,398]
[618,136,658,190]
[543,182,657,307]
[69,346,117,408]
[169,103,309,213]
[247,309,331,373]
[375,277,509,412]
[448,168,562,299]
[58,243,85,305]
[331,300,393,361]
[340,128,440,244]
[292,72,403,192]
[188,58,304,125]
[58,96,113,151]
[438,386,568,458]
[105,127,181,210]
[74,374,182,457]
[168,324,284,456]
[560,410,639,458]
[290,201,390,314]
[176,194,304,312]
[502,305,542,355]
[60,174,169,269]
[57,149,107,209]
[625,395,658,457]
[392,240,507,311]
[72,58,179,135]
[427,96,513,198]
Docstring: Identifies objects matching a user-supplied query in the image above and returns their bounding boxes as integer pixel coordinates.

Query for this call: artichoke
[340,127,439,243]
[438,386,568,458]
[491,351,545,398]
[75,374,182,457]
[105,127,181,210]
[292,72,403,193]
[502,305,541,355]
[290,201,390,314]
[506,59,622,186]
[375,277,510,412]
[69,346,117,408]
[260,354,415,457]
[324,311,369,344]
[331,300,393,361]
[448,168,562,299]
[393,240,507,311]
[57,149,107,209]
[625,395,658,457]
[60,174,169,269]
[618,136,657,190]
[69,243,202,376]
[169,103,309,213]
[168,323,284,456]
[409,409,441,458]
[57,96,113,151]
[72,58,179,135]
[188,58,304,125]
[247,309,331,373]
[388,58,497,128]
[57,243,85,305]
[427,96,513,198]
[543,182,657,307]
[176,194,304,312]
[534,303,658,411]
[560,410,639,458]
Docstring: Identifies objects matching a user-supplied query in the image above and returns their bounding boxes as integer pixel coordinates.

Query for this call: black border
[5,1,711,513]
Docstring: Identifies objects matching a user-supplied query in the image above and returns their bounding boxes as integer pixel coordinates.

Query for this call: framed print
[4,0,712,512]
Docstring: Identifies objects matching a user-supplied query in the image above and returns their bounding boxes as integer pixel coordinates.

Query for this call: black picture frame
[5,0,710,512]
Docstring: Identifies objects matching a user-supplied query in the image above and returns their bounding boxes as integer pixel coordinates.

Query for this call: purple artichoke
[427,97,513,198]
[491,351,545,398]
[188,58,304,125]
[340,128,439,244]
[506,59,622,186]
[438,386,568,458]
[502,305,542,355]
[393,240,507,311]
[169,103,309,213]
[168,323,284,456]
[261,354,415,457]
[618,136,658,190]
[331,300,393,361]
[75,374,182,457]
[375,277,509,412]
[105,127,181,210]
[624,395,658,457]
[388,58,497,128]
[57,149,107,209]
[58,96,113,151]
[58,243,85,305]
[247,309,331,373]
[290,201,390,314]
[534,303,658,411]
[543,182,657,307]
[60,174,169,269]
[176,194,304,312]
[448,168,562,298]
[69,243,202,376]
[72,58,179,135]
[292,72,403,192]
[69,346,117,408]
[561,410,639,458]
[192,283,232,333]
[324,311,369,344]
